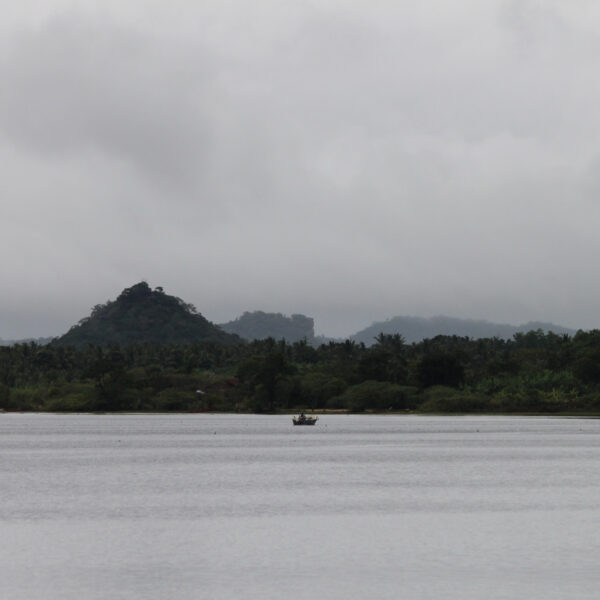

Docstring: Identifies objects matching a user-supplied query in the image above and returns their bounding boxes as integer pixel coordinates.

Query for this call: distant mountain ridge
[1,287,580,347]
[350,316,576,346]
[220,311,315,343]
[0,337,53,347]
[52,282,239,347]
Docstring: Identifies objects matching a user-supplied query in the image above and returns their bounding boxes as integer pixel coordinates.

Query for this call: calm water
[2,414,600,599]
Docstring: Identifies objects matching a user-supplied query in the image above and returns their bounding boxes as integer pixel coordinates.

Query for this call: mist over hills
[0,336,53,347]
[0,282,579,346]
[219,312,576,345]
[349,316,576,346]
[219,311,315,343]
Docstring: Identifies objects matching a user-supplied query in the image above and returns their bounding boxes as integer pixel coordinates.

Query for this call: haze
[3,1,600,339]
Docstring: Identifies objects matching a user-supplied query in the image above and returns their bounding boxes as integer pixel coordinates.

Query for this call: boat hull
[292,417,318,425]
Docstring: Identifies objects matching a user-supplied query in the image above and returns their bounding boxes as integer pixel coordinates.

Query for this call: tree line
[2,329,600,413]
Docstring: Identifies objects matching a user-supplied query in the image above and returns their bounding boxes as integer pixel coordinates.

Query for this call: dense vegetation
[54,282,239,347]
[220,311,315,343]
[3,329,600,414]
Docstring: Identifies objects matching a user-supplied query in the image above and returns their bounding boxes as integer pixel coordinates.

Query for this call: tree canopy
[3,327,600,414]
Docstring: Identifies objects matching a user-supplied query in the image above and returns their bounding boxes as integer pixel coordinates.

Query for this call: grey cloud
[0,15,212,185]
[3,2,600,339]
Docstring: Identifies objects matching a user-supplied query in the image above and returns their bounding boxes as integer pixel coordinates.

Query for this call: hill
[350,315,576,346]
[53,282,239,347]
[220,311,315,343]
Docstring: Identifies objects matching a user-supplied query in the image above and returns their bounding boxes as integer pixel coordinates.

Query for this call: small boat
[293,412,318,426]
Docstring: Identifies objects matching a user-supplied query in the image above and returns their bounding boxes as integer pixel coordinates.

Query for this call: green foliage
[330,381,418,412]
[44,382,97,412]
[5,325,600,414]
[419,386,491,413]
[416,352,465,388]
[5,386,44,411]
[294,372,347,410]
[358,334,407,384]
[151,388,199,411]
[0,383,10,408]
[236,340,296,411]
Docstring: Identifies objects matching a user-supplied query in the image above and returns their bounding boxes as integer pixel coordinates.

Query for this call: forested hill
[53,282,240,347]
[350,316,575,345]
[220,311,315,343]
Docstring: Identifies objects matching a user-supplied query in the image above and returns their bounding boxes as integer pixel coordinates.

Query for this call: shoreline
[3,409,600,418]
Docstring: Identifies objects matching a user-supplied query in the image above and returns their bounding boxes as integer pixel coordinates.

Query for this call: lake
[2,413,600,599]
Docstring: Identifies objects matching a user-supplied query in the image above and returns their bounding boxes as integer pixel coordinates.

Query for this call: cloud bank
[2,1,600,338]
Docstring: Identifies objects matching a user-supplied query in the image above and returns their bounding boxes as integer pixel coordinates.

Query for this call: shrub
[152,388,198,411]
[330,381,416,412]
[418,386,491,413]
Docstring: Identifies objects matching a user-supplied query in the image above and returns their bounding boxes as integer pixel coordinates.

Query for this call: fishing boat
[293,412,318,426]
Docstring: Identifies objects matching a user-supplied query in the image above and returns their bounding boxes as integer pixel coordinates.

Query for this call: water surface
[2,414,600,599]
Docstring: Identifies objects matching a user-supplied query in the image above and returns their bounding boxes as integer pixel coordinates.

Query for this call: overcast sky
[3,0,600,339]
